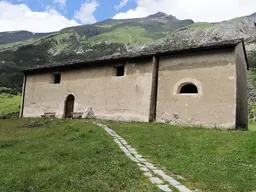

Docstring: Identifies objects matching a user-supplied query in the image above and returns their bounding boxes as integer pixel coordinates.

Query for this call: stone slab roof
[23,38,248,73]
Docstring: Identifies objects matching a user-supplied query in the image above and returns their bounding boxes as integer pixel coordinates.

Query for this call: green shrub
[0,112,19,119]
[0,87,19,95]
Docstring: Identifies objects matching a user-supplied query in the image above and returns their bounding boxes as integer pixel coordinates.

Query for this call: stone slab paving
[94,122,195,192]
[159,185,173,192]
[150,177,164,184]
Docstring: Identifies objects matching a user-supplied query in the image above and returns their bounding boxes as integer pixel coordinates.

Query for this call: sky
[0,0,256,32]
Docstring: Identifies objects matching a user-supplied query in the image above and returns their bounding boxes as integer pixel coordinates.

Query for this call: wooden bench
[41,112,56,118]
[71,112,83,119]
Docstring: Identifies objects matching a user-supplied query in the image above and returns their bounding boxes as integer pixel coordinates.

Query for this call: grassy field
[170,22,214,36]
[230,16,247,22]
[0,119,159,192]
[86,26,153,44]
[0,39,36,51]
[1,118,255,192]
[249,122,256,131]
[187,22,214,30]
[0,94,21,115]
[105,121,256,192]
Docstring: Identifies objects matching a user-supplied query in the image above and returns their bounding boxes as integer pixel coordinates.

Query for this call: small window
[114,66,125,76]
[179,83,198,94]
[53,74,61,84]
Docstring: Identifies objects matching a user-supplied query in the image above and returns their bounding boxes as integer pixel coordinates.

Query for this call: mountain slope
[1,12,256,91]
[0,12,193,49]
[250,13,256,17]
[0,31,55,44]
[0,13,194,90]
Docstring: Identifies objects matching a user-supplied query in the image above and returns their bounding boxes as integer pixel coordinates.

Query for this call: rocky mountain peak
[250,12,256,17]
[147,12,177,20]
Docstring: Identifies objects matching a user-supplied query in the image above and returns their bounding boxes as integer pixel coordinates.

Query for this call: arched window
[179,83,198,94]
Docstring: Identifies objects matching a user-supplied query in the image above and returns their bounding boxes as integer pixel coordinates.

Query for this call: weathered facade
[20,39,249,129]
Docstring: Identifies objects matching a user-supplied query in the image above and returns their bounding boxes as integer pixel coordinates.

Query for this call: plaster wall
[156,48,237,129]
[23,60,153,122]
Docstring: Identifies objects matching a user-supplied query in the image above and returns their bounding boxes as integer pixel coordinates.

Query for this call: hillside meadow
[0,118,255,192]
[0,119,160,192]
[106,121,256,192]
[0,93,21,117]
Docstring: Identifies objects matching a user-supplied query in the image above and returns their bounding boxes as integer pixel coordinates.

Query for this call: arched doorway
[64,94,75,118]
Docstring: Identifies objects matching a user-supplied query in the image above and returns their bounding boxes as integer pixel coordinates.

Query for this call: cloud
[53,0,66,9]
[115,0,128,10]
[0,1,79,32]
[74,0,98,24]
[113,0,256,22]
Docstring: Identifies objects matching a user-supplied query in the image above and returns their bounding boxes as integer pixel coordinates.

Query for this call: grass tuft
[37,161,56,172]
[0,140,19,149]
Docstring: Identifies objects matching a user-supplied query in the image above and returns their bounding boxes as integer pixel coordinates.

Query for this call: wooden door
[65,95,74,118]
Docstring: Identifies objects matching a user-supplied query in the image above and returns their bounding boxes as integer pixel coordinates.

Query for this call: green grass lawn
[0,94,21,115]
[0,119,159,192]
[1,118,255,192]
[249,122,256,131]
[105,121,256,192]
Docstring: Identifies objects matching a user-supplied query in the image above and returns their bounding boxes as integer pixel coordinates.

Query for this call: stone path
[94,122,193,192]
